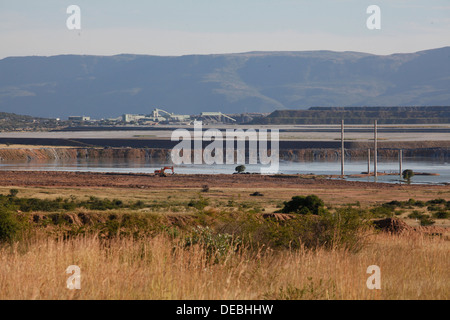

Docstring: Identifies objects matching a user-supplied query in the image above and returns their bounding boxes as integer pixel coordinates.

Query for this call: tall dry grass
[0,231,448,300]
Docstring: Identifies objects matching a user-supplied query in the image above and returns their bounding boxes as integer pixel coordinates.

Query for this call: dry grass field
[0,232,448,300]
[0,174,448,300]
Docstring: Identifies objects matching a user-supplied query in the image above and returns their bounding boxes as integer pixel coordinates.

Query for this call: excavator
[154,166,174,177]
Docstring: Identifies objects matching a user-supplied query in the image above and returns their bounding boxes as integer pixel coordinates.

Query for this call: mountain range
[0,47,449,119]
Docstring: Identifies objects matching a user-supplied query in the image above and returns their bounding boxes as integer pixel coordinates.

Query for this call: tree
[235,165,246,174]
[9,189,19,198]
[402,169,414,184]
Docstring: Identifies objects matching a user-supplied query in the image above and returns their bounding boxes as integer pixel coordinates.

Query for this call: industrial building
[121,108,251,125]
[122,114,149,123]
[198,112,236,124]
[68,116,90,121]
[151,109,190,122]
[122,108,191,124]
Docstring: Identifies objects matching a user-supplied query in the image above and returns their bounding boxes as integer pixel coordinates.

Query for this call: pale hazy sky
[1,0,450,58]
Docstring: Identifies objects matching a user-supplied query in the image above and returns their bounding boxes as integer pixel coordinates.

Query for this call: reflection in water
[0,157,448,185]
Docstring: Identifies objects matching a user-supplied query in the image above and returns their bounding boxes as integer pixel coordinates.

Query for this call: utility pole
[399,149,403,178]
[367,148,371,175]
[341,120,345,178]
[374,120,378,178]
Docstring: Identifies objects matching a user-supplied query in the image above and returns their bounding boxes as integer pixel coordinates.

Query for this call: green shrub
[77,197,130,211]
[132,200,146,209]
[104,220,120,238]
[188,195,209,210]
[394,210,403,216]
[314,207,370,252]
[226,200,236,207]
[0,193,86,212]
[432,211,449,219]
[419,215,435,226]
[408,210,424,219]
[0,209,22,243]
[62,202,77,211]
[9,189,19,198]
[279,195,326,215]
[222,206,370,252]
[414,200,426,208]
[427,205,440,212]
[427,198,446,205]
[384,200,402,208]
[113,199,123,207]
[184,226,240,263]
[371,206,394,218]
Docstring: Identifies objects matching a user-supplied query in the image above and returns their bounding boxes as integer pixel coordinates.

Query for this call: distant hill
[0,112,61,131]
[0,47,450,118]
[252,106,450,125]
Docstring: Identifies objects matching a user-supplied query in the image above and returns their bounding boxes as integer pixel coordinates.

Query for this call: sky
[0,0,450,58]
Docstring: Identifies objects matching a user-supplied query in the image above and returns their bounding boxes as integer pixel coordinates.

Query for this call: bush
[221,206,370,252]
[408,210,424,219]
[312,207,370,252]
[279,195,325,215]
[419,215,435,226]
[414,200,426,208]
[188,195,210,210]
[427,198,446,205]
[371,206,395,218]
[184,226,240,263]
[235,165,246,173]
[132,200,146,209]
[103,220,120,238]
[432,211,449,219]
[384,200,402,208]
[0,209,22,243]
[9,189,19,198]
[0,192,153,213]
[427,205,440,212]
[394,210,402,216]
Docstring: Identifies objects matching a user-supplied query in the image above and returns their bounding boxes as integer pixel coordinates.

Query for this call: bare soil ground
[1,170,449,211]
[1,171,448,230]
[0,170,448,191]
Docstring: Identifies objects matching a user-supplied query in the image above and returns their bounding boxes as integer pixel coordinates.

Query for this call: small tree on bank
[235,165,246,174]
[402,169,414,184]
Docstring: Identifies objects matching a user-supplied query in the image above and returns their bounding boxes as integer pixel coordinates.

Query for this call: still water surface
[0,157,448,185]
